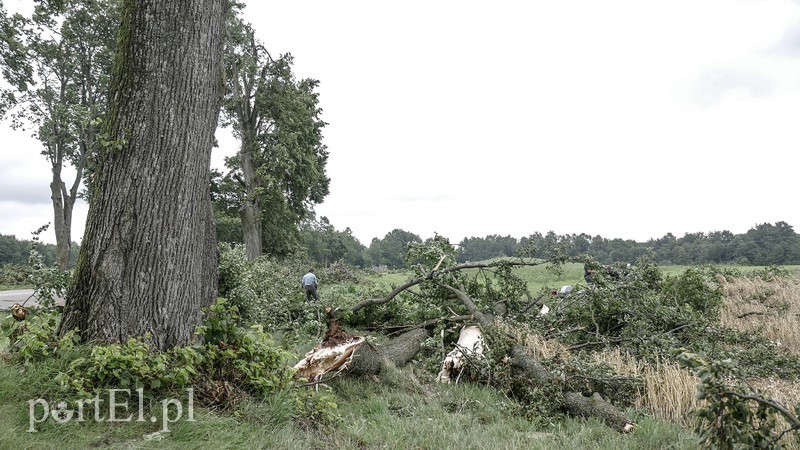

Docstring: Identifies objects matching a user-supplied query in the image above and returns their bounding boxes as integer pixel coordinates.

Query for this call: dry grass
[590,348,702,427]
[718,274,800,354]
[513,274,800,437]
[718,274,800,436]
[512,325,704,428]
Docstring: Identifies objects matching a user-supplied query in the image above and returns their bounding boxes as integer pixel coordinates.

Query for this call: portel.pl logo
[27,388,195,433]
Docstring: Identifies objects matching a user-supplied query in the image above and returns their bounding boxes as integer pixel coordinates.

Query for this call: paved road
[0,290,64,310]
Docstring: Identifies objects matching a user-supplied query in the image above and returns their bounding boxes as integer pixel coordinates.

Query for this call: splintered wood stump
[293,320,428,382]
[437,325,484,383]
[293,320,365,382]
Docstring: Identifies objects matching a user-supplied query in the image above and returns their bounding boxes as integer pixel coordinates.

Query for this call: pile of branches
[297,238,800,444]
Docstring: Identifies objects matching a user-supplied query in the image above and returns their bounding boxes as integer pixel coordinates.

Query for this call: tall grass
[512,270,800,436]
[719,274,800,353]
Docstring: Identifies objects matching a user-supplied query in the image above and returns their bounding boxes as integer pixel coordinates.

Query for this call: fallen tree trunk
[293,320,428,382]
[440,283,635,433]
[347,327,428,376]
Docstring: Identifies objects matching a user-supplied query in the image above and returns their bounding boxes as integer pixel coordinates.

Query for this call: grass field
[1,263,799,449]
[0,349,699,450]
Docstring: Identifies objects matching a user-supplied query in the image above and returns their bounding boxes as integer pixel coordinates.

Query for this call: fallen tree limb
[563,392,636,433]
[347,259,547,315]
[293,320,429,381]
[736,311,766,319]
[439,283,636,433]
[364,314,473,336]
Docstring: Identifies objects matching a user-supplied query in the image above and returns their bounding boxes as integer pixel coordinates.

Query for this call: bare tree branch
[348,259,548,315]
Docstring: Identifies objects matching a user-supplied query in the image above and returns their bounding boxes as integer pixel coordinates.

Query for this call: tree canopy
[212,6,329,259]
[0,0,119,270]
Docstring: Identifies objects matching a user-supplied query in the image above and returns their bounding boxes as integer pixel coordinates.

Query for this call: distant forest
[3,220,799,270]
[298,220,800,269]
[0,234,66,267]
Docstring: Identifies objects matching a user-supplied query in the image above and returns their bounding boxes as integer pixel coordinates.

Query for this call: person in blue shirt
[301,269,319,302]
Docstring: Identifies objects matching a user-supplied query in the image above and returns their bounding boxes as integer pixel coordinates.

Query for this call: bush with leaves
[21,224,70,308]
[55,336,192,397]
[678,350,800,448]
[530,257,730,361]
[218,244,321,332]
[193,299,295,403]
[0,264,33,286]
[661,267,724,318]
[322,259,361,283]
[56,300,293,405]
[1,309,79,363]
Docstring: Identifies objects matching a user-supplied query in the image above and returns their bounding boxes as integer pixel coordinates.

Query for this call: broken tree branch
[438,282,635,433]
[346,259,548,316]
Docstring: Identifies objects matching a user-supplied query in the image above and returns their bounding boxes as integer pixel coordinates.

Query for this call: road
[0,289,64,310]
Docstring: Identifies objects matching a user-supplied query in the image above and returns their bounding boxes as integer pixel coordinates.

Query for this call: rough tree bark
[346,328,428,376]
[238,134,263,260]
[227,39,263,260]
[49,148,81,271]
[57,0,227,350]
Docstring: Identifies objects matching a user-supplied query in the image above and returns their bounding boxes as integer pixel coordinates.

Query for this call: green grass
[366,262,800,300]
[3,261,792,449]
[12,261,776,449]
[0,284,31,291]
[0,354,699,449]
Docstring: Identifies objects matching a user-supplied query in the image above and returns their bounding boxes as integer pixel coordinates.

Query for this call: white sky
[2,0,800,246]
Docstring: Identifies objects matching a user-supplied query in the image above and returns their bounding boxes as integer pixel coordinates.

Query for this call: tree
[58,0,227,350]
[0,0,119,270]
[299,216,366,267]
[216,9,329,259]
[364,229,422,269]
[0,0,31,115]
[324,239,636,432]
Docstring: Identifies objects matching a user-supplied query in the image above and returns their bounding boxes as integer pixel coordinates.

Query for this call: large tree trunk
[347,328,428,376]
[50,168,73,271]
[58,0,227,350]
[239,131,262,259]
[50,152,82,271]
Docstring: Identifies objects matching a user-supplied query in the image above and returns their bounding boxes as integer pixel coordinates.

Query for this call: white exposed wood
[292,337,366,382]
[539,304,550,316]
[436,326,484,383]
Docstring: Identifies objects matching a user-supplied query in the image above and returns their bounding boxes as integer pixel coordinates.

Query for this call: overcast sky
[2,0,800,246]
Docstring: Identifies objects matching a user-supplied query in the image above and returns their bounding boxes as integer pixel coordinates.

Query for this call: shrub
[0,264,34,286]
[1,309,79,362]
[56,336,186,397]
[56,299,294,406]
[218,244,320,332]
[661,268,723,318]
